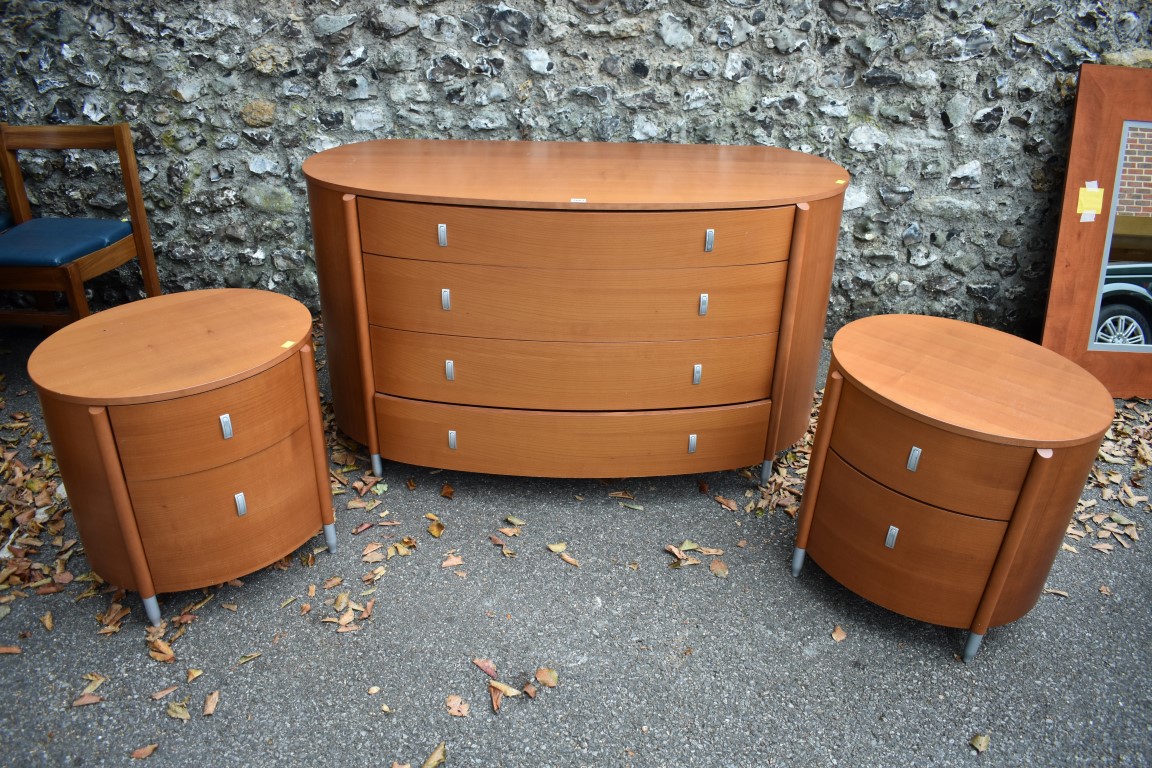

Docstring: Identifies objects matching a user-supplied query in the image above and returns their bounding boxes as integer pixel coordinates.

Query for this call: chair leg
[63,264,90,322]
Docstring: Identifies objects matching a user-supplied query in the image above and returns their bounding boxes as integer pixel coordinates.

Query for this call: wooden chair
[0,122,161,327]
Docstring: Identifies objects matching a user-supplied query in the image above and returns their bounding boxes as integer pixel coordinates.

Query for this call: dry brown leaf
[130,744,159,760]
[442,553,463,568]
[322,576,343,589]
[714,495,739,512]
[150,685,178,700]
[473,657,498,678]
[536,667,559,688]
[446,694,470,717]
[40,612,54,632]
[831,625,848,643]
[698,546,725,556]
[440,483,455,499]
[559,553,580,568]
[166,700,190,721]
[665,544,686,560]
[497,527,520,537]
[72,693,103,707]
[203,690,220,716]
[547,542,567,553]
[710,559,729,578]
[352,522,373,535]
[489,680,521,698]
[970,734,990,753]
[428,520,446,538]
[421,742,447,768]
[0,646,22,654]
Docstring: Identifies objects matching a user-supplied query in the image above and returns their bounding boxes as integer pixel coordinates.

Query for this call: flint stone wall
[1,0,1149,339]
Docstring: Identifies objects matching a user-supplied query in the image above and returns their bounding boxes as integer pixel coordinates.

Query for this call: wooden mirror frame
[1042,63,1152,399]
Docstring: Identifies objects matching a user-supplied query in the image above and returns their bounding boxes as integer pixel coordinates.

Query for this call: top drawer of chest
[357,200,795,269]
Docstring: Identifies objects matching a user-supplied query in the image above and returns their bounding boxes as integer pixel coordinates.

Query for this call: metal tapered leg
[323,522,337,553]
[142,595,161,626]
[963,632,984,662]
[791,547,807,577]
[371,454,383,477]
[760,459,773,486]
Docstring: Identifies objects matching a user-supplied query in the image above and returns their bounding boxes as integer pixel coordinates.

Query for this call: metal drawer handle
[698,293,709,316]
[704,228,715,252]
[906,446,922,472]
[445,360,455,381]
[885,525,898,549]
[688,434,697,454]
[220,413,233,439]
[448,430,457,450]
[692,364,702,385]
[235,492,247,517]
[441,288,451,311]
[437,223,448,247]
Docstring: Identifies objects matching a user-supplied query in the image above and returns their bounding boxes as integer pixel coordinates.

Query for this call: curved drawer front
[364,256,787,342]
[828,381,1032,521]
[374,394,772,477]
[807,453,1007,629]
[127,427,321,593]
[370,327,777,410]
[109,354,310,481]
[358,199,795,269]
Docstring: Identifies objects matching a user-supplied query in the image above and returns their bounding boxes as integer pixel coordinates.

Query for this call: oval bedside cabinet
[28,289,336,625]
[792,314,1115,661]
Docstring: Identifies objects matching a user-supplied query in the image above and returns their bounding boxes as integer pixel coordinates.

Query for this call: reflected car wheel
[1096,304,1151,345]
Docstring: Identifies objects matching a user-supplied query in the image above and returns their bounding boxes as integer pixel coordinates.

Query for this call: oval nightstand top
[831,314,1116,447]
[28,289,312,405]
[302,138,850,210]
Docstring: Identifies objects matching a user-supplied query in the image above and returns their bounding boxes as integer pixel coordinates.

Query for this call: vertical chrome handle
[441,288,451,310]
[698,293,709,316]
[704,228,715,252]
[448,430,457,450]
[219,414,233,439]
[437,223,448,247]
[234,492,247,517]
[688,434,697,453]
[885,525,898,548]
[906,446,922,472]
[692,364,702,385]
[445,360,455,381]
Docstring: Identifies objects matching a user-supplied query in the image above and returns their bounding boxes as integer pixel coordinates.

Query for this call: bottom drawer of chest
[374,395,772,477]
[807,452,1007,629]
[127,426,323,593]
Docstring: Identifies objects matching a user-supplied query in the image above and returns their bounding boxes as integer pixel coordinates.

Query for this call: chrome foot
[142,595,161,626]
[323,522,337,553]
[963,632,984,663]
[791,547,807,577]
[371,453,383,478]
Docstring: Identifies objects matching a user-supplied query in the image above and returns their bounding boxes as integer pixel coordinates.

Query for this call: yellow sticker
[1077,187,1104,215]
[281,340,295,348]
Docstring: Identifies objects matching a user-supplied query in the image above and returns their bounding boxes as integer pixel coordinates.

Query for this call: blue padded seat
[0,217,132,267]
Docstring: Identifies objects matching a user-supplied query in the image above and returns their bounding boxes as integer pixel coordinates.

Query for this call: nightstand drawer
[828,381,1032,521]
[358,199,794,269]
[127,426,321,593]
[363,255,788,342]
[370,327,777,410]
[807,453,1007,628]
[110,355,310,481]
[374,394,772,477]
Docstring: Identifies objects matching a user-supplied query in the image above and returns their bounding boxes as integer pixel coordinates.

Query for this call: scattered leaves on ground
[831,625,848,643]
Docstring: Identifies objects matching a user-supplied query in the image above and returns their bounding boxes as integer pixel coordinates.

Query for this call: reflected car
[1095,261,1152,345]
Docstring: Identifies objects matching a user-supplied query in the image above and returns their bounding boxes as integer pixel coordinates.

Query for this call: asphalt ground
[1,321,1150,768]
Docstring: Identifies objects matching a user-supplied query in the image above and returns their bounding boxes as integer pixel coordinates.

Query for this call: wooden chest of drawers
[303,140,848,478]
[28,290,336,625]
[793,314,1115,660]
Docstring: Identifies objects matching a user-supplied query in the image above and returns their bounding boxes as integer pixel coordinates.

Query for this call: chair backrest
[0,123,153,265]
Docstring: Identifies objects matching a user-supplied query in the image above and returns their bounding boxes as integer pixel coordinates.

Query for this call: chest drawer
[358,199,794,269]
[828,381,1033,521]
[364,256,787,342]
[807,453,1007,629]
[374,394,772,478]
[370,328,777,410]
[127,425,321,593]
[109,355,310,481]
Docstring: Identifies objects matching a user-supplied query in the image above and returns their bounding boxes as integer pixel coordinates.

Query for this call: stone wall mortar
[0,0,1149,338]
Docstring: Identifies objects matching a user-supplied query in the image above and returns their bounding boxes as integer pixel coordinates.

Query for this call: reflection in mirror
[1090,120,1152,352]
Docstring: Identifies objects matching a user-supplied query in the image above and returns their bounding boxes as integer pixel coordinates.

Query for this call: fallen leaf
[82,673,107,695]
[130,744,159,760]
[203,690,220,716]
[473,657,498,678]
[421,742,447,768]
[368,686,381,695]
[523,682,537,699]
[714,495,739,512]
[428,520,446,538]
[665,544,686,560]
[1042,589,1069,598]
[237,652,262,665]
[536,667,559,688]
[151,685,178,700]
[560,553,580,568]
[323,576,343,589]
[0,646,22,654]
[831,625,848,643]
[446,694,470,717]
[679,540,699,552]
[497,527,520,537]
[608,490,635,499]
[970,734,990,753]
[698,546,724,556]
[352,522,374,535]
[440,483,454,499]
[72,693,103,707]
[505,516,527,526]
[547,542,567,553]
[710,559,729,578]
[166,700,191,721]
[619,501,644,511]
[40,612,54,631]
[489,680,521,698]
[1100,585,1113,596]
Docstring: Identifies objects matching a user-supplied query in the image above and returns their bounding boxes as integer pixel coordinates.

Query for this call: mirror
[1043,63,1152,399]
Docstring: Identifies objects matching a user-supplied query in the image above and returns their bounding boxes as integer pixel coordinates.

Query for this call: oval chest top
[302,139,849,210]
[28,289,312,405]
[832,314,1115,447]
